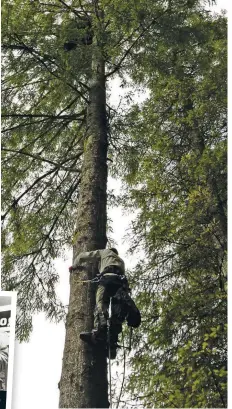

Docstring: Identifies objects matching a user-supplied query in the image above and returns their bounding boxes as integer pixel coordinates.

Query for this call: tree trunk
[59,47,109,408]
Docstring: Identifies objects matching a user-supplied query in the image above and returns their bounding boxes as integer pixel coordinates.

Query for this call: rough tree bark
[59,33,109,407]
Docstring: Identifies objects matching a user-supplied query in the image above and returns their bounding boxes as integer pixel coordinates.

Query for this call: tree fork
[59,34,109,409]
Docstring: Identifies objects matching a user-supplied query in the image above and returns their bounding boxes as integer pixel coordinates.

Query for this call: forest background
[1,0,228,408]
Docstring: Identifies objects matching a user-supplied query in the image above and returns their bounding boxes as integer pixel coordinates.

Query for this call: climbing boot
[80,331,96,344]
[80,326,107,344]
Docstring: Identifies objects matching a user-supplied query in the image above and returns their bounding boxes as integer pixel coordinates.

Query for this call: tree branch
[2,118,56,133]
[10,176,81,287]
[11,34,89,102]
[1,121,68,164]
[1,147,82,172]
[2,112,85,120]
[58,0,89,20]
[1,167,58,221]
[106,9,170,78]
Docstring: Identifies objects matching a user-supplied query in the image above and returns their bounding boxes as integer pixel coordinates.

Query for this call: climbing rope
[73,276,101,284]
[108,297,112,408]
[107,297,135,408]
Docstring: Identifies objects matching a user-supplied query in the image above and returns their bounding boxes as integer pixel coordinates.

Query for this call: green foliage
[2,0,227,406]
[2,0,207,340]
[2,1,92,339]
[113,9,227,409]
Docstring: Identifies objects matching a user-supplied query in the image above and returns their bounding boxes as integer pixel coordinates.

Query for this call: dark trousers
[94,271,140,333]
[94,273,123,329]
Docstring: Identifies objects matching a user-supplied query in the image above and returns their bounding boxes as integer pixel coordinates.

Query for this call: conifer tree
[113,10,227,408]
[2,1,218,407]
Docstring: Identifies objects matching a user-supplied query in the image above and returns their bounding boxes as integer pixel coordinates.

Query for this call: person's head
[110,247,118,255]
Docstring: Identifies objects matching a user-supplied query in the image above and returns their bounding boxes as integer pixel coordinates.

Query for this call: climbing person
[69,248,141,349]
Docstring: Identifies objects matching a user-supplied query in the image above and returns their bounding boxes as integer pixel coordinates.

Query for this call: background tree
[112,9,227,408]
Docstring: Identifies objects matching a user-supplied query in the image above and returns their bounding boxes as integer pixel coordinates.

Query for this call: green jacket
[73,249,125,274]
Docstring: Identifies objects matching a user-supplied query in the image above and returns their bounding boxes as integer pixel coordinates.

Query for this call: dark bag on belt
[112,287,141,328]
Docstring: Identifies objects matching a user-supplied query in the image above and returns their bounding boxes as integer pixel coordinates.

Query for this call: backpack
[112,287,141,328]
